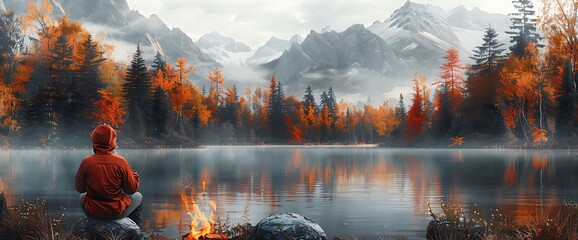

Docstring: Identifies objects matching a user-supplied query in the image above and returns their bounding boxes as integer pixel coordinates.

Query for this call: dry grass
[212,205,253,239]
[427,201,578,240]
[0,196,82,240]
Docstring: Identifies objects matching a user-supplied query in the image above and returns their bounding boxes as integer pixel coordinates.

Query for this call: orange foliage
[320,105,331,133]
[541,0,578,73]
[499,43,555,140]
[197,104,212,126]
[11,55,34,95]
[368,102,399,137]
[208,67,225,114]
[448,136,465,147]
[0,83,19,131]
[20,0,53,36]
[156,59,196,117]
[90,90,125,128]
[284,116,304,143]
[435,48,466,110]
[405,75,428,142]
[531,127,548,144]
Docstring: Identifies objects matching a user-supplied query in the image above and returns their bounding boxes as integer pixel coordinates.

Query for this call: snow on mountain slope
[196,31,253,66]
[368,0,462,70]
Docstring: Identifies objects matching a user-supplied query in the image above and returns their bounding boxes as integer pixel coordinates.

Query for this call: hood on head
[91,124,117,154]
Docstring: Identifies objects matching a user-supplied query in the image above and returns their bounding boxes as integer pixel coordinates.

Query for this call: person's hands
[132,169,140,180]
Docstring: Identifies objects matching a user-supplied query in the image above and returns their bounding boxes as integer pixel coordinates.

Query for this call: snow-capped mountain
[3,0,218,76]
[367,1,512,70]
[196,31,253,66]
[246,34,303,66]
[445,5,511,55]
[368,1,461,69]
[265,24,403,97]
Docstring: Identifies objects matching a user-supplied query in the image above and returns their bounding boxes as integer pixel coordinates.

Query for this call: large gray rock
[72,217,144,240]
[249,213,327,240]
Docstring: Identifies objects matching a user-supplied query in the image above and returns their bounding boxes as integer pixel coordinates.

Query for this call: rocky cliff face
[265,24,404,98]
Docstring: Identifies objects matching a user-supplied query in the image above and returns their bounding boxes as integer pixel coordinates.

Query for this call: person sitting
[75,124,142,225]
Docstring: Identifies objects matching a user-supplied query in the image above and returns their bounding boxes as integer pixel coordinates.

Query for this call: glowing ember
[181,181,218,240]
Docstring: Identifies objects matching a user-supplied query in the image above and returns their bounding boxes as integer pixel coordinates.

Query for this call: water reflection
[1,148,578,239]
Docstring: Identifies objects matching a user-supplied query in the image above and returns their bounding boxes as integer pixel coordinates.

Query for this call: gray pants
[79,192,143,219]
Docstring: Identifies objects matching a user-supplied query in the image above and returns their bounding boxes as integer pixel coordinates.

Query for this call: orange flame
[181,181,217,240]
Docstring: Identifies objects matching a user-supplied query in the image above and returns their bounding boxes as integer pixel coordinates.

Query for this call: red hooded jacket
[75,125,140,219]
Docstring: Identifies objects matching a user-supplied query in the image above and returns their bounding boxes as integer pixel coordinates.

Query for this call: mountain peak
[289,34,303,44]
[403,0,413,8]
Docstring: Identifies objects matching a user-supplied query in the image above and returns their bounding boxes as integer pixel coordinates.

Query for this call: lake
[1,147,578,239]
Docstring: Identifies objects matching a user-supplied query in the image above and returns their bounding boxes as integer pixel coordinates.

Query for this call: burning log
[182,233,228,240]
[181,182,219,240]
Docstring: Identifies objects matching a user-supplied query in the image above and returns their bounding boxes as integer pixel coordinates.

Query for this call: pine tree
[266,75,286,142]
[76,35,105,117]
[303,85,317,116]
[393,93,406,142]
[48,32,75,140]
[470,27,506,74]
[506,0,542,57]
[463,27,507,136]
[122,45,152,139]
[432,85,453,138]
[151,51,166,74]
[0,11,23,85]
[555,60,577,142]
[327,87,338,130]
[152,85,170,136]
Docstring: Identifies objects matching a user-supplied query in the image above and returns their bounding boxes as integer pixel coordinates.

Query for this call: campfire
[181,182,226,240]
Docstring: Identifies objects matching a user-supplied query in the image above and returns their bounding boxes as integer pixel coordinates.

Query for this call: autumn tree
[0,83,19,133]
[20,0,53,38]
[406,75,428,142]
[431,48,465,138]
[167,58,195,135]
[541,0,578,142]
[506,0,542,56]
[0,11,23,135]
[90,90,125,128]
[369,101,399,143]
[436,48,466,111]
[284,96,305,143]
[208,66,225,120]
[499,43,555,143]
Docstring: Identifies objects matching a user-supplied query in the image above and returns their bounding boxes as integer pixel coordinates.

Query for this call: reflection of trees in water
[2,148,578,237]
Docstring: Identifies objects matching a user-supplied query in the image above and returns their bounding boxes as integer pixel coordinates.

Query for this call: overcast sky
[125,0,517,48]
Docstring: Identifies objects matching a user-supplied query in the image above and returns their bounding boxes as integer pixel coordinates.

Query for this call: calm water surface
[1,147,578,239]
